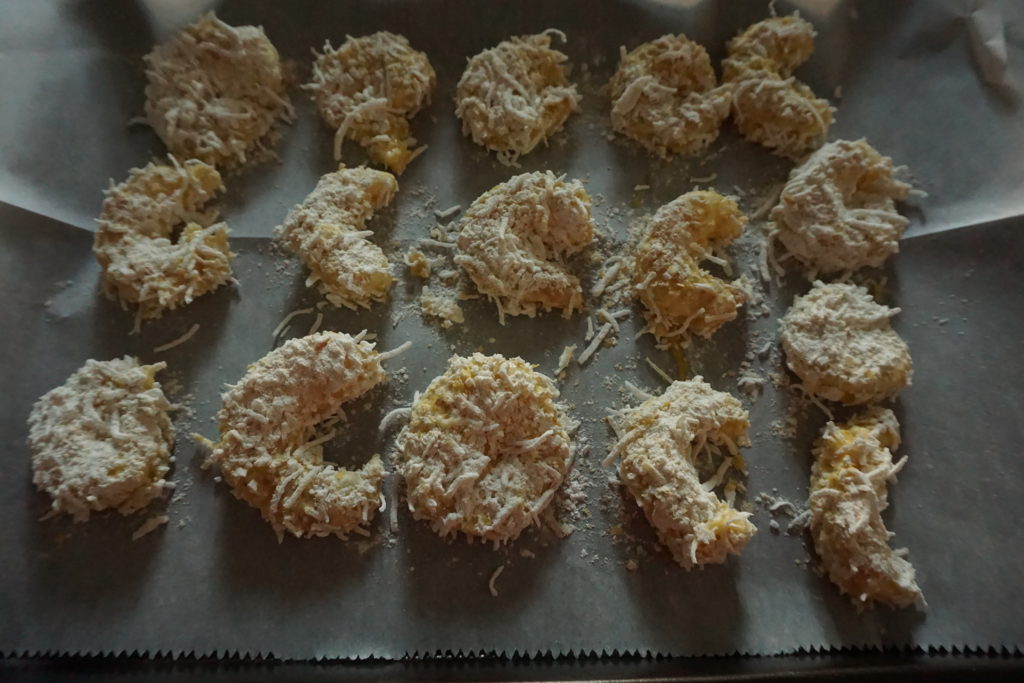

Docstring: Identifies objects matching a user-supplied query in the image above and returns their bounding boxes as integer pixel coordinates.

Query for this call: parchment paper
[2,0,1023,660]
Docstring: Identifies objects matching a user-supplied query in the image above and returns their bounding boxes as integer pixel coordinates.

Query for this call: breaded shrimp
[28,357,174,522]
[809,407,924,609]
[634,191,747,344]
[772,139,912,275]
[609,34,731,157]
[456,31,580,165]
[204,332,409,540]
[455,171,594,322]
[608,378,755,569]
[722,15,833,158]
[144,12,293,170]
[277,166,398,310]
[93,157,234,326]
[396,353,574,545]
[780,281,912,405]
[308,32,436,174]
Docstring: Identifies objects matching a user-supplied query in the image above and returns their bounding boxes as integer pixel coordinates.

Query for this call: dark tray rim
[3,649,1023,682]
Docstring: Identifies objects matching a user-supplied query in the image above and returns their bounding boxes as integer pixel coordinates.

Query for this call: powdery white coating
[307,32,436,174]
[611,378,755,569]
[810,407,924,609]
[455,171,595,322]
[207,332,389,540]
[93,158,234,323]
[396,353,573,545]
[780,282,912,405]
[634,191,747,344]
[28,357,174,522]
[455,31,580,165]
[772,139,912,275]
[420,286,465,328]
[722,15,834,158]
[144,12,293,171]
[277,167,398,310]
[609,34,732,158]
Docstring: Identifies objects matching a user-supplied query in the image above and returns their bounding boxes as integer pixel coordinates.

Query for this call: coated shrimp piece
[396,353,574,545]
[609,378,755,569]
[809,408,924,609]
[634,191,747,344]
[456,31,580,165]
[307,32,436,174]
[28,357,174,522]
[144,12,293,171]
[609,34,732,157]
[455,171,595,323]
[772,139,912,275]
[93,158,234,326]
[780,282,912,405]
[204,332,408,540]
[277,166,397,310]
[722,15,834,158]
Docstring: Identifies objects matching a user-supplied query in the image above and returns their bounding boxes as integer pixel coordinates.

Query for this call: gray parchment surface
[1,0,1022,660]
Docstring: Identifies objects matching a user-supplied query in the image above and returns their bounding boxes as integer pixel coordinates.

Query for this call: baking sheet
[2,0,1023,660]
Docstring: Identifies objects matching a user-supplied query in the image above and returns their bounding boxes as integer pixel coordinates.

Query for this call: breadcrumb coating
[397,353,573,545]
[206,332,396,540]
[28,357,174,522]
[810,408,924,609]
[772,139,912,275]
[277,166,397,310]
[420,287,465,328]
[609,34,731,157]
[634,191,747,344]
[455,171,594,322]
[456,31,580,165]
[780,282,912,405]
[722,15,833,158]
[610,379,755,569]
[93,157,234,324]
[307,32,436,174]
[144,12,293,170]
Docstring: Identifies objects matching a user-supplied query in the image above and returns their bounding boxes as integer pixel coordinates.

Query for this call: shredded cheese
[272,307,314,339]
[307,312,324,336]
[420,287,465,328]
[577,323,613,365]
[488,564,506,597]
[435,205,462,221]
[556,345,577,376]
[644,356,675,384]
[132,514,170,540]
[153,323,200,353]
